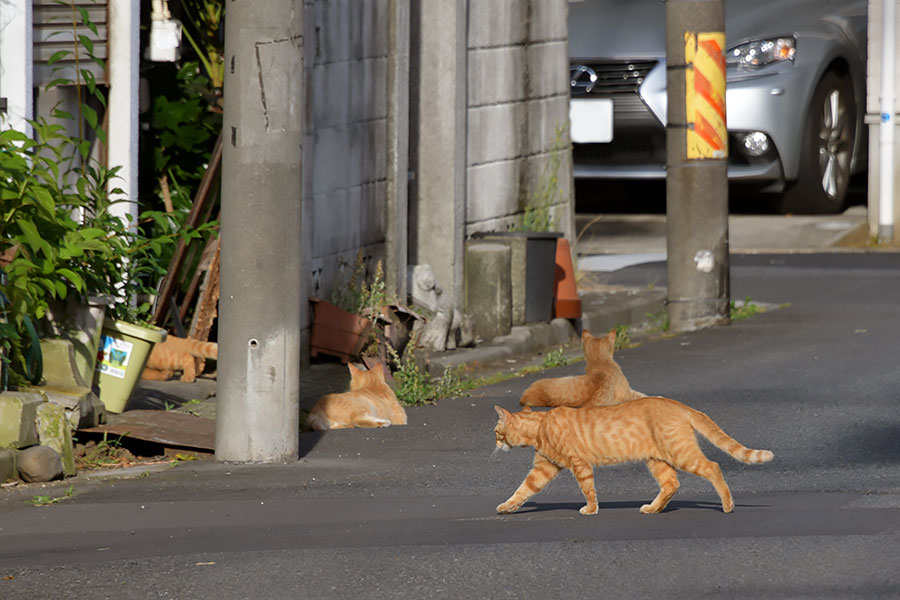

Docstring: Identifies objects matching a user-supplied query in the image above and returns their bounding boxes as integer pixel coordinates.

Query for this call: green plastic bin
[95,319,167,413]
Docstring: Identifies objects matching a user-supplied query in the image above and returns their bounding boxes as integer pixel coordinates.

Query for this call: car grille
[569,60,658,114]
[573,129,667,165]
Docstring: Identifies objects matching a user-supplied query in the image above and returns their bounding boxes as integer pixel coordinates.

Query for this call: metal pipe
[107,0,140,229]
[879,0,896,242]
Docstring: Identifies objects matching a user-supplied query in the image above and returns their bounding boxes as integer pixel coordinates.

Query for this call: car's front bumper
[572,59,812,186]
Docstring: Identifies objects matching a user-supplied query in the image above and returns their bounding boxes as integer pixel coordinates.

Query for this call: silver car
[569,0,868,213]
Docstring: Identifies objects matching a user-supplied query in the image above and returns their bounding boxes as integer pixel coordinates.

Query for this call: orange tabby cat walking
[519,329,643,409]
[141,335,217,383]
[307,362,407,430]
[494,397,773,515]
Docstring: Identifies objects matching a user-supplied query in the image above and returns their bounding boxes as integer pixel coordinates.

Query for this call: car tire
[776,70,856,215]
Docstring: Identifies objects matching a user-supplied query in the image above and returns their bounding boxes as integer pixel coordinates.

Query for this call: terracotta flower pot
[308,296,372,363]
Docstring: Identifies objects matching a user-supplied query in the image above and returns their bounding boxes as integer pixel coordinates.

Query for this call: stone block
[36,402,76,477]
[40,338,90,389]
[0,448,17,483]
[528,322,553,349]
[550,318,577,344]
[525,41,568,99]
[42,296,110,387]
[492,326,533,354]
[17,445,63,483]
[0,392,44,449]
[469,0,526,47]
[468,47,526,106]
[528,0,568,44]
[310,62,350,129]
[39,386,104,429]
[467,102,526,165]
[466,160,520,223]
[525,96,570,156]
[464,242,511,340]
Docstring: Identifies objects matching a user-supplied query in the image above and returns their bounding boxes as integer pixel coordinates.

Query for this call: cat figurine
[141,335,218,383]
[307,361,407,430]
[519,329,644,409]
[493,397,773,515]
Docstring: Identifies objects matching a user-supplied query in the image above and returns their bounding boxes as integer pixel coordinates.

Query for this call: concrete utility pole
[217,0,303,462]
[665,0,730,331]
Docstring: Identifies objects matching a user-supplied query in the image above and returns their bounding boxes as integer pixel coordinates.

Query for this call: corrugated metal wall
[33,0,107,86]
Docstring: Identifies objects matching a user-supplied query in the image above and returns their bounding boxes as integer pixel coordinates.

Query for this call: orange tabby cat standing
[307,362,407,430]
[141,335,217,383]
[494,397,773,515]
[519,329,644,409]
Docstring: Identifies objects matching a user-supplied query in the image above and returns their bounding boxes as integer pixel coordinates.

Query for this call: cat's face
[494,406,522,451]
[582,329,616,363]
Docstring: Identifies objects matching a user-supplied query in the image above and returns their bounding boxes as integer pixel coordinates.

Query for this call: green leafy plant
[30,485,74,507]
[332,252,390,317]
[386,342,468,406]
[177,0,226,89]
[0,3,214,386]
[542,346,570,369]
[511,124,567,233]
[613,324,632,349]
[74,432,134,469]
[151,61,221,212]
[730,297,761,321]
[645,308,670,334]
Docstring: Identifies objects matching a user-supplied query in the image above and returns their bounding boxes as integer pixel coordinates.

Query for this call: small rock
[17,446,64,483]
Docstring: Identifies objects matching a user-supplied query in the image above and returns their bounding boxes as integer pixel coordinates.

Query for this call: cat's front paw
[639,504,658,514]
[497,501,520,514]
[578,504,598,515]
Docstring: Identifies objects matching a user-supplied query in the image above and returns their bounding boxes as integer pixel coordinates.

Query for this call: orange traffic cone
[553,238,582,319]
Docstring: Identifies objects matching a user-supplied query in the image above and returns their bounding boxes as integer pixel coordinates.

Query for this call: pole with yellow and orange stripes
[665,0,731,331]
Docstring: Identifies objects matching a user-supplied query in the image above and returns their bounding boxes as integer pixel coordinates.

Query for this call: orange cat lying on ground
[519,329,643,409]
[307,362,407,431]
[141,335,217,383]
[494,397,773,515]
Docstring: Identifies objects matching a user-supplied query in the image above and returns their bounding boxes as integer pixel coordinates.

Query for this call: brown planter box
[308,297,372,363]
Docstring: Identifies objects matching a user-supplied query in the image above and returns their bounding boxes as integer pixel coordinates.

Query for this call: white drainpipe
[879,0,896,241]
[0,0,33,136]
[106,0,140,230]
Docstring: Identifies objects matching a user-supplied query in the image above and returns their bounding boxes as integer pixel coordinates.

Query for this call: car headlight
[726,37,796,69]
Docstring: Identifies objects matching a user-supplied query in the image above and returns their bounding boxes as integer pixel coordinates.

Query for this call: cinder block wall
[465,0,574,238]
[302,0,391,301]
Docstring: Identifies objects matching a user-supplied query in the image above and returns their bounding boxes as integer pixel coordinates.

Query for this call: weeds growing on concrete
[386,342,469,406]
[74,433,135,469]
[731,297,761,321]
[542,346,569,368]
[614,325,632,349]
[30,485,73,507]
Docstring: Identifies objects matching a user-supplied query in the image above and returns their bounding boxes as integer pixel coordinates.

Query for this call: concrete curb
[425,286,666,376]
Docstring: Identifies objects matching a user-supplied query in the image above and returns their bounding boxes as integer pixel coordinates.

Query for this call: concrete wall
[465,0,573,239]
[409,0,575,305]
[866,0,900,238]
[303,0,392,301]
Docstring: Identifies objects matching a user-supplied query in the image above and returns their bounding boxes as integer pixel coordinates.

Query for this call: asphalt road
[2,253,900,599]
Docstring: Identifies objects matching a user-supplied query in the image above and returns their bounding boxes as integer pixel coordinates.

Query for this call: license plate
[569,98,613,143]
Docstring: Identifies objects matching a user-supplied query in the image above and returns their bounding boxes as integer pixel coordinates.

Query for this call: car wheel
[776,70,856,214]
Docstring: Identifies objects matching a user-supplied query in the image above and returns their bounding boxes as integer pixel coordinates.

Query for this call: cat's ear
[494,405,511,424]
[582,329,593,342]
[348,363,361,376]
[605,330,617,350]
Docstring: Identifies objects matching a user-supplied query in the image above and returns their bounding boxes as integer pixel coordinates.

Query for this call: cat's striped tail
[688,408,774,464]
